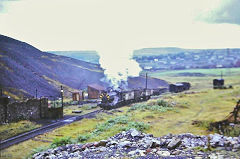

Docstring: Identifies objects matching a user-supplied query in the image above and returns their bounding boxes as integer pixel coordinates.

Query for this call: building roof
[88,84,105,91]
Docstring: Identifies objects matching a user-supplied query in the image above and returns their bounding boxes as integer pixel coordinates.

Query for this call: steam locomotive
[98,82,191,110]
[98,88,166,110]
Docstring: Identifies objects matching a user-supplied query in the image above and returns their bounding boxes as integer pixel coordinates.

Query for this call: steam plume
[98,46,141,89]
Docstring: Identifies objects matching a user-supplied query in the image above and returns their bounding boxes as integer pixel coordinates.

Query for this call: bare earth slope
[0,35,168,98]
[0,35,105,97]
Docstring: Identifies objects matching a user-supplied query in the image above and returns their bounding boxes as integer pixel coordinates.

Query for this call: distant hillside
[49,51,100,64]
[0,35,105,98]
[133,47,240,70]
[0,35,168,99]
[133,47,186,57]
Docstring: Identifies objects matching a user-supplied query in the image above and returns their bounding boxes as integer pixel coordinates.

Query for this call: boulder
[167,138,182,150]
[98,140,108,147]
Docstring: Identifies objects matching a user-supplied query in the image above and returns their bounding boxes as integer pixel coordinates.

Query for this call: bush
[192,120,212,129]
[51,136,73,148]
[157,100,170,107]
[223,125,240,137]
[128,102,172,112]
[77,134,91,143]
[92,115,129,135]
[122,121,150,131]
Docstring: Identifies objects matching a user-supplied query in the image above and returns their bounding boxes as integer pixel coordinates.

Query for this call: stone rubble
[32,129,240,159]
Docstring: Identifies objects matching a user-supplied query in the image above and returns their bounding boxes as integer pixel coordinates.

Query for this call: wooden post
[35,89,38,99]
[145,73,148,89]
[61,85,64,118]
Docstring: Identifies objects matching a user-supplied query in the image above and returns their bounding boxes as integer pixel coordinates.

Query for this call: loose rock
[32,129,240,159]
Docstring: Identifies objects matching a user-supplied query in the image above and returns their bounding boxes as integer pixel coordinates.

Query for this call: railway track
[0,110,100,150]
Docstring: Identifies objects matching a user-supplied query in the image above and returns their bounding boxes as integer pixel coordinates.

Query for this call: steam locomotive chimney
[145,73,148,89]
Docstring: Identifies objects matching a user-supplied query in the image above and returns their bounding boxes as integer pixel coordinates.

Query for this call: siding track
[0,110,100,150]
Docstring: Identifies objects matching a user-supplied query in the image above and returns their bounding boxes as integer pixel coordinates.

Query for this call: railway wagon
[98,88,153,109]
[121,90,135,103]
[169,82,191,93]
[213,79,224,89]
[152,88,168,96]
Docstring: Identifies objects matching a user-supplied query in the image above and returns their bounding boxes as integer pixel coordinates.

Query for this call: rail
[0,110,100,150]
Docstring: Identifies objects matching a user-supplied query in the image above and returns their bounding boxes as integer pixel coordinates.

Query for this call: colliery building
[87,84,105,99]
[72,91,84,101]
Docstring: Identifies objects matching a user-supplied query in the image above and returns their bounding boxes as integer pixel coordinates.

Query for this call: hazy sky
[1,0,240,51]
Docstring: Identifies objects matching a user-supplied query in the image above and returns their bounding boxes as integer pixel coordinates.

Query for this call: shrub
[223,125,240,137]
[122,121,150,131]
[92,115,129,135]
[51,136,73,148]
[157,100,170,107]
[128,102,172,112]
[77,134,91,143]
[192,120,212,129]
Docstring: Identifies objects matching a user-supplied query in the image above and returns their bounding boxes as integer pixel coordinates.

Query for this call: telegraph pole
[61,85,64,109]
[145,73,148,89]
[35,89,38,99]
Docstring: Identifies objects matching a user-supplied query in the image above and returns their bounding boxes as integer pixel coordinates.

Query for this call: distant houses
[133,49,240,71]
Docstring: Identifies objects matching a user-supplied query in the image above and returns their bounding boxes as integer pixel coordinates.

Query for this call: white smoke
[98,46,142,89]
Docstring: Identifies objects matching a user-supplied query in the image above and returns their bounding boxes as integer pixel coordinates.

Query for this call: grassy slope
[2,68,240,159]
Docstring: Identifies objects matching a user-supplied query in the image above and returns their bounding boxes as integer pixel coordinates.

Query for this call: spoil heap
[32,129,240,158]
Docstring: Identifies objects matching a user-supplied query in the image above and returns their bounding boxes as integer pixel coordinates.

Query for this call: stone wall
[7,99,41,122]
[0,103,6,123]
[0,97,10,123]
[0,97,63,124]
[47,107,63,119]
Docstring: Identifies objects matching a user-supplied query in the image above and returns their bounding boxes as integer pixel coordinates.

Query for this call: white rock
[157,150,170,156]
[99,147,107,152]
[130,129,140,137]
[128,151,136,155]
[118,141,131,147]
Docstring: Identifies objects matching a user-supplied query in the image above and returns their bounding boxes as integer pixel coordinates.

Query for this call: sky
[0,0,240,51]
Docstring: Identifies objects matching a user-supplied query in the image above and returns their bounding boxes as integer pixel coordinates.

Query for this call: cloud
[198,0,240,25]
[0,0,20,13]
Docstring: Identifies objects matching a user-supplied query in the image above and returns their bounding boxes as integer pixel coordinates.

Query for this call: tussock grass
[51,136,73,148]
[0,120,41,140]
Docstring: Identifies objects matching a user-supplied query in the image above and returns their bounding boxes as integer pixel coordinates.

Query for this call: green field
[1,68,240,159]
[148,68,240,89]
